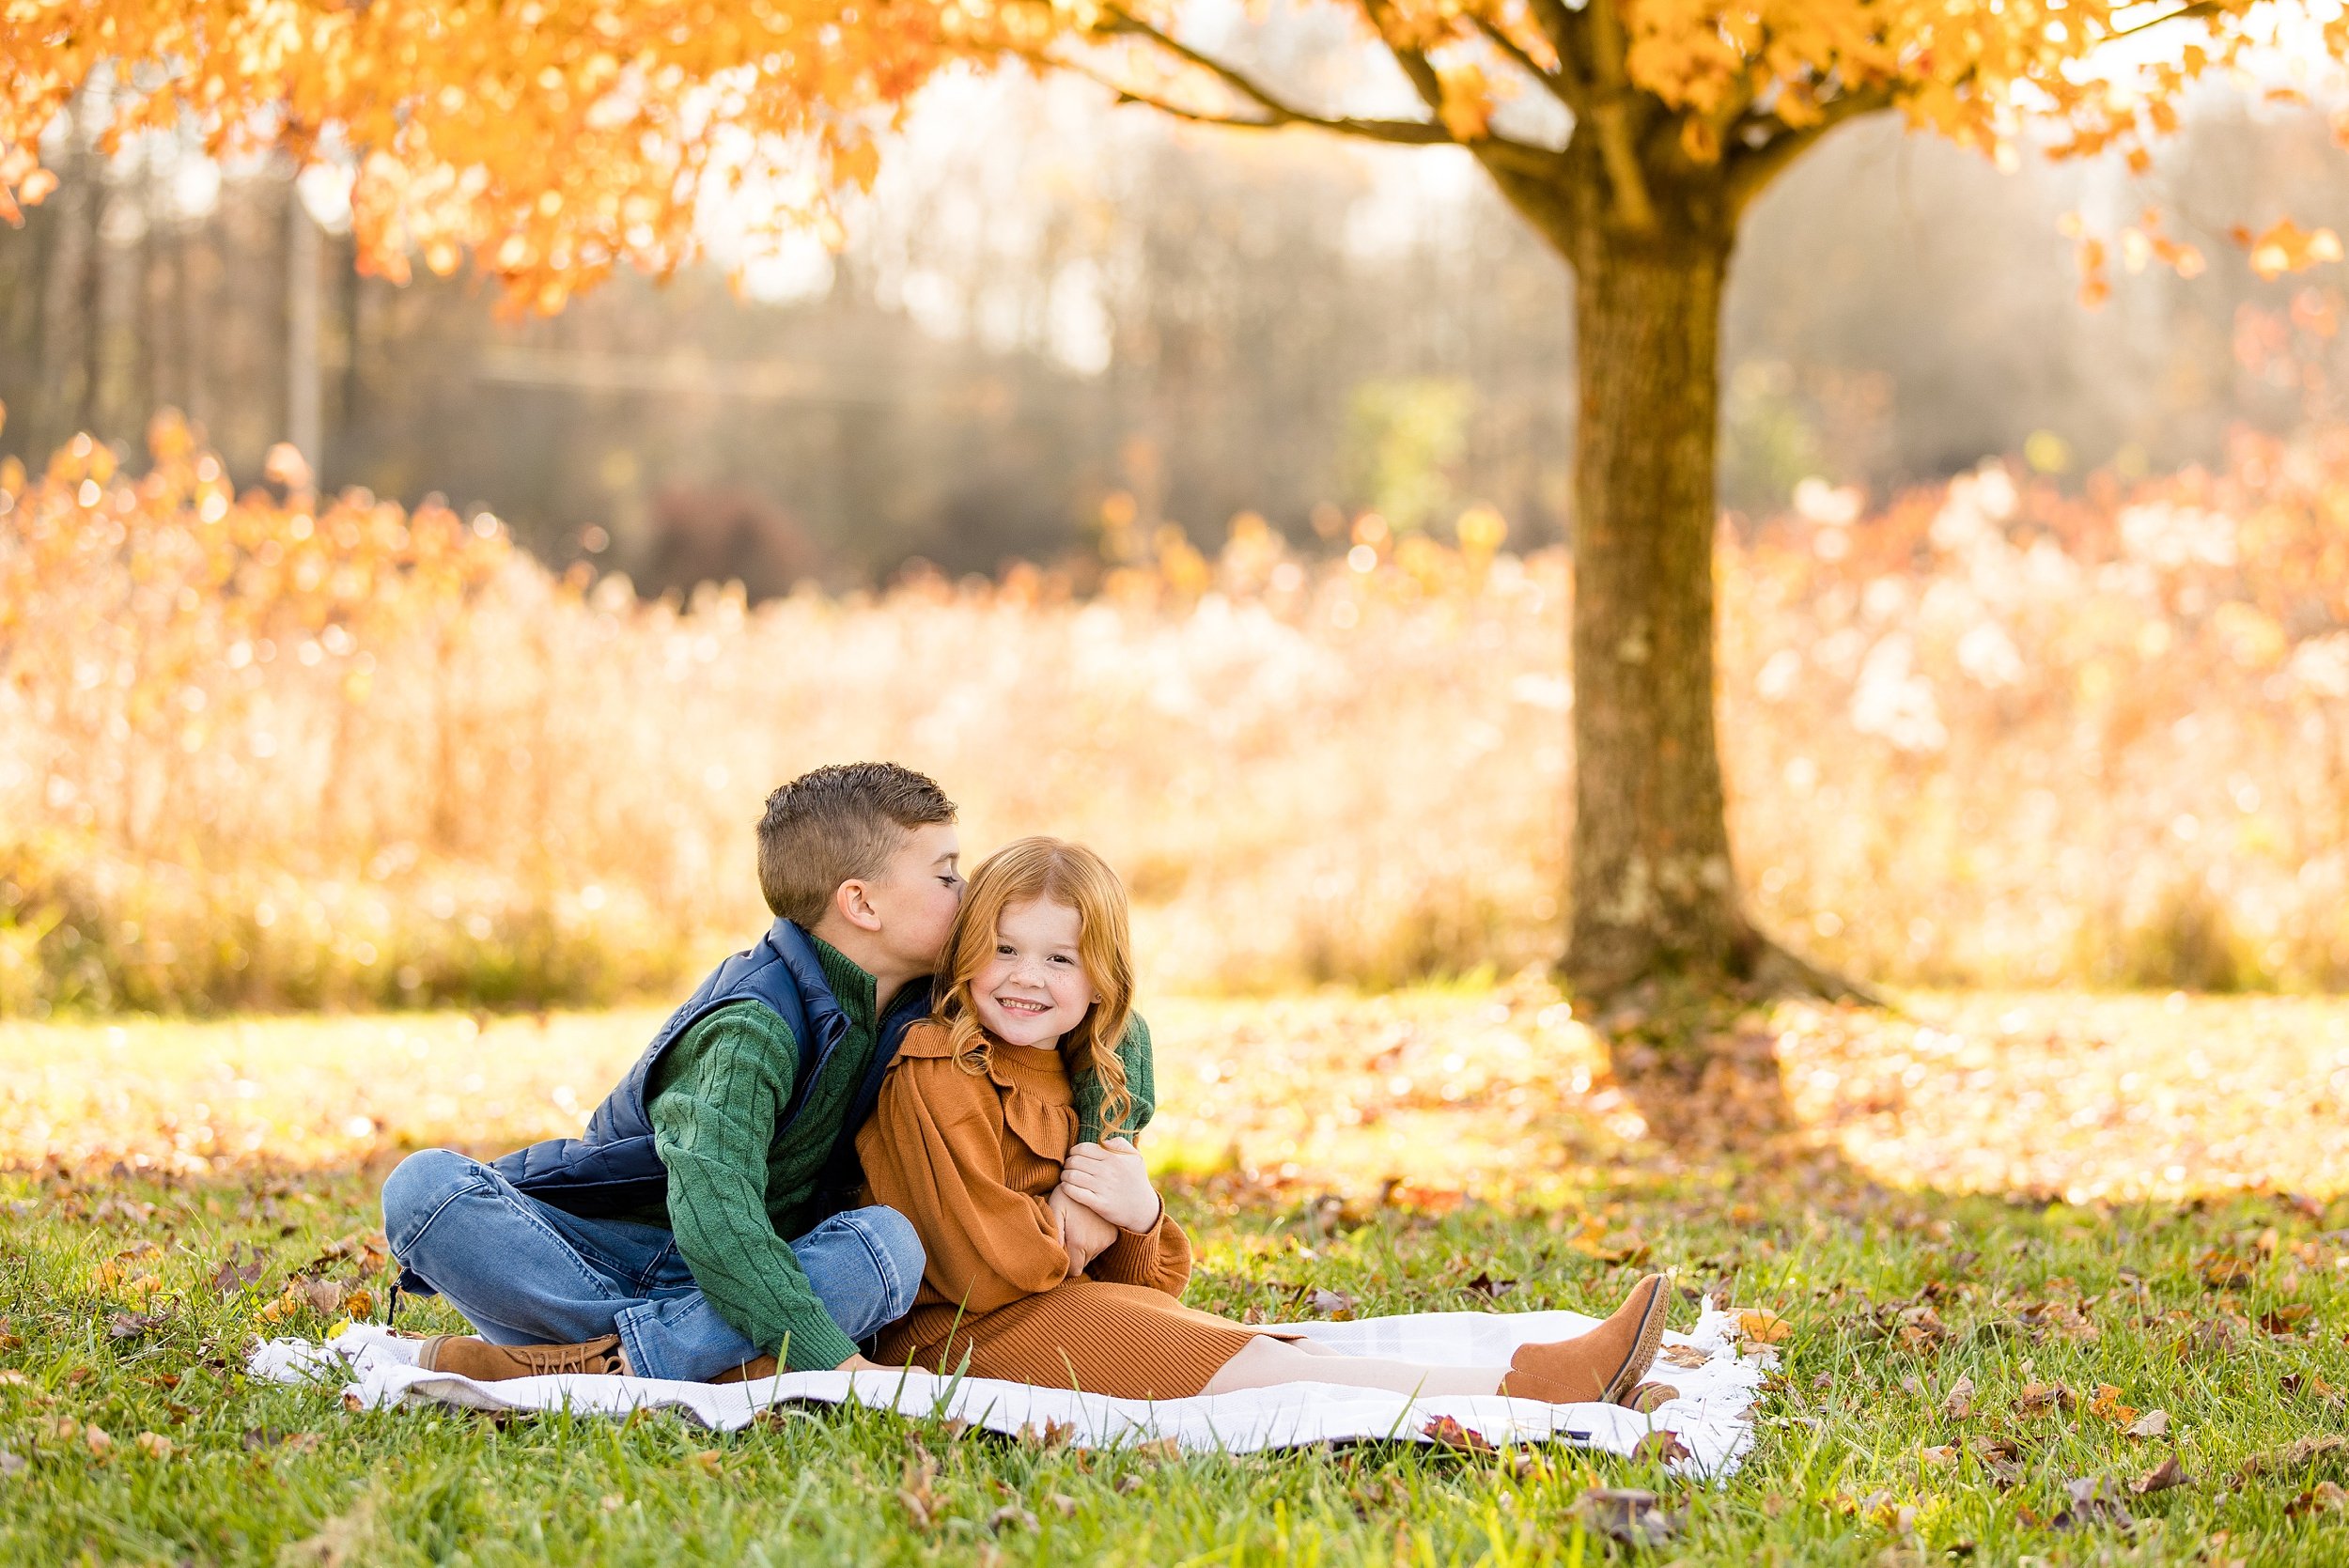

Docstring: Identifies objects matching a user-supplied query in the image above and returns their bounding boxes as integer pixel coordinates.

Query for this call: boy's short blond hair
[756,763,957,926]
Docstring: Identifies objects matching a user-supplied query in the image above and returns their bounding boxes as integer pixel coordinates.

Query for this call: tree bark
[1562,224,1753,999]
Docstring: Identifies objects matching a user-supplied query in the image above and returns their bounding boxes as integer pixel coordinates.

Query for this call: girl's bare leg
[1200,1337,1506,1397]
[1202,1273,1672,1404]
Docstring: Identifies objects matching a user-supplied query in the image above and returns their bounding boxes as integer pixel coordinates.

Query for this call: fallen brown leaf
[1421,1415,1495,1453]
[306,1231,391,1273]
[2016,1381,2075,1417]
[898,1448,941,1529]
[1890,1303,1952,1353]
[1462,1271,1518,1300]
[2237,1434,2349,1483]
[297,1277,348,1315]
[107,1310,168,1342]
[1969,1436,2025,1487]
[209,1243,265,1296]
[1574,1488,1682,1546]
[1632,1429,1693,1465]
[2193,1250,2255,1290]
[2123,1408,2170,1439]
[2259,1304,2313,1336]
[2048,1474,2135,1532]
[1941,1374,1977,1421]
[1660,1343,1712,1370]
[1019,1420,1073,1451]
[2172,1315,2240,1361]
[1737,1310,1793,1345]
[2286,1481,2349,1518]
[1566,1216,1650,1265]
[2131,1454,2191,1496]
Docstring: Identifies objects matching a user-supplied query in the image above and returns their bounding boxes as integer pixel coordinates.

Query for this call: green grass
[4,1154,2348,1565]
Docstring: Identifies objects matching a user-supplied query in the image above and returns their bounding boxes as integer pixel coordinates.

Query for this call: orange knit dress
[856,1021,1291,1399]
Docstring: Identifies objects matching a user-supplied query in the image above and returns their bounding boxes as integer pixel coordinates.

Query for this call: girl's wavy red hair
[931,836,1136,1139]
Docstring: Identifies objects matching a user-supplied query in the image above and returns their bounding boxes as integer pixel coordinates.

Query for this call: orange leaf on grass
[2087,1384,2139,1426]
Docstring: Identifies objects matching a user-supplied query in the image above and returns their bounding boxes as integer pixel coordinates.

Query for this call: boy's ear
[833,878,885,933]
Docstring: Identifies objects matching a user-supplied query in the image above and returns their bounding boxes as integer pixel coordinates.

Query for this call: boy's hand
[1060,1138,1161,1234]
[1050,1185,1118,1273]
[837,1353,884,1372]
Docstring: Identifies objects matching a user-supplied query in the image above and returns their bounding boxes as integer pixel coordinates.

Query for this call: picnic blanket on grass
[251,1304,1770,1477]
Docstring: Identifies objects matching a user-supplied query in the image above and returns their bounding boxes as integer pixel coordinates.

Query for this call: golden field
[4,413,2349,1012]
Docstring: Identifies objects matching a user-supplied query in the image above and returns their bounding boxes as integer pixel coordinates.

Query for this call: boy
[381,762,1152,1382]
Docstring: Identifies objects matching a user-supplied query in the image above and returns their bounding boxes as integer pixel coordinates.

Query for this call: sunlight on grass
[10,987,2349,1204]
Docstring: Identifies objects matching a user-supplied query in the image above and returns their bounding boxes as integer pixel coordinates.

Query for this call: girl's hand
[1060,1138,1161,1234]
[1049,1185,1118,1274]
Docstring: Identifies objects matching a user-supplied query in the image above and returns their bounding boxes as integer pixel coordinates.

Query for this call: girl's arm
[855,1060,1071,1313]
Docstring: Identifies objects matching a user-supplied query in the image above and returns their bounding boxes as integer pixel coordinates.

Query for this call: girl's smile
[972,896,1097,1048]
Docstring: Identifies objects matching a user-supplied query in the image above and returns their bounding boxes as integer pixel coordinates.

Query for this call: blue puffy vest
[487,917,933,1221]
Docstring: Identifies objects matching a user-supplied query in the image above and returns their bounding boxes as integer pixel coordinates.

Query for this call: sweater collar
[806,933,878,1033]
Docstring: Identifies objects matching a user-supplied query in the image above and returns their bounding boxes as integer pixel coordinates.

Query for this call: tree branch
[1356,0,1455,123]
[1056,55,1455,144]
[1577,0,1658,232]
[1074,16,1466,145]
[1081,3,1575,220]
[2103,0,2224,40]
[1471,14,1582,115]
[1720,86,1892,218]
[1523,0,1595,88]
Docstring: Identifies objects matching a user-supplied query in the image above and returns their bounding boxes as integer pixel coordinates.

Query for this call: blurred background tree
[7,0,2349,1019]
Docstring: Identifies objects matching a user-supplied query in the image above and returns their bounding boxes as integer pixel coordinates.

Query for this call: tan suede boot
[414,1333,628,1381]
[1623,1381,1681,1413]
[1500,1274,1670,1405]
[708,1355,778,1385]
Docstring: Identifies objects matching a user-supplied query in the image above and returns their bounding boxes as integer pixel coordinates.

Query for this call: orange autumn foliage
[5,0,2348,304]
[0,0,979,309]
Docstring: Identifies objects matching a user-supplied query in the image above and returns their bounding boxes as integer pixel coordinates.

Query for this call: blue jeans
[381,1148,923,1381]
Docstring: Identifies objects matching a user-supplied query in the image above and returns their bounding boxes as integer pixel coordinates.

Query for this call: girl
[856,836,1671,1405]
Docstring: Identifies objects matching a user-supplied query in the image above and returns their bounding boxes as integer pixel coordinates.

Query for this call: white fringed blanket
[250,1304,1770,1477]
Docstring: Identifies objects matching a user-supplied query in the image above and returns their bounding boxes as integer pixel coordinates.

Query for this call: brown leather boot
[708,1355,778,1386]
[1500,1274,1670,1405]
[414,1334,629,1381]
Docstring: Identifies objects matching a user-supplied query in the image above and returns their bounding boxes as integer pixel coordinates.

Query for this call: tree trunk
[1562,225,1753,999]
